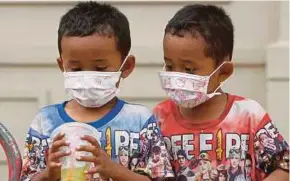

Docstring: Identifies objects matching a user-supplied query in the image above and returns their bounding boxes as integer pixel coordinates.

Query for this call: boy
[154,4,289,181]
[20,2,173,181]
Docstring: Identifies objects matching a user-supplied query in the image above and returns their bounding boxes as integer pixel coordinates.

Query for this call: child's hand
[76,135,118,179]
[45,133,71,181]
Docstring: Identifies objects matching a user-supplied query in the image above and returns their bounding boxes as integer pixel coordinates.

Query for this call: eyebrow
[68,59,80,64]
[181,59,195,64]
[94,59,108,62]
[68,59,108,63]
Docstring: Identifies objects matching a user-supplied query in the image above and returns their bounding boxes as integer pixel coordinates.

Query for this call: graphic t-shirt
[154,94,289,181]
[21,99,174,181]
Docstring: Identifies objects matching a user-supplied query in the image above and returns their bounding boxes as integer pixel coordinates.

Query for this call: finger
[49,162,62,169]
[81,135,101,149]
[52,132,65,142]
[50,139,70,153]
[76,144,99,156]
[50,150,71,162]
[84,166,100,175]
[76,155,98,164]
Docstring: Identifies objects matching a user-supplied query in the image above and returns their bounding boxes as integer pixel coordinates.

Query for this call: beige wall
[0,1,288,180]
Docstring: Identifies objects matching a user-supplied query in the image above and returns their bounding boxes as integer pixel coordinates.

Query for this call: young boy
[154,4,289,181]
[20,2,173,181]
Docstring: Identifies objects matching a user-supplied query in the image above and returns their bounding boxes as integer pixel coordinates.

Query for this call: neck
[179,91,228,123]
[65,98,117,123]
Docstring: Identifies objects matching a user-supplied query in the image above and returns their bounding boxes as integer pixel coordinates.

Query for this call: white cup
[50,122,100,181]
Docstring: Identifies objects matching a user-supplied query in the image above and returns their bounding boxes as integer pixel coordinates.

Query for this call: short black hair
[58,1,131,59]
[165,4,234,64]
[177,149,187,158]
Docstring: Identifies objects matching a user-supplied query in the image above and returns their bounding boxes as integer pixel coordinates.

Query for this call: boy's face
[57,34,135,79]
[163,32,233,94]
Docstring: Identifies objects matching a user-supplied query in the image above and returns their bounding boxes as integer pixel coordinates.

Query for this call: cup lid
[50,122,99,140]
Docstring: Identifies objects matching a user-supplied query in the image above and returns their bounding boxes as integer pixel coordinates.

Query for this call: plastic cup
[50,122,100,181]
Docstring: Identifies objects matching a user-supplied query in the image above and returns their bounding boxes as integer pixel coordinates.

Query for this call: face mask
[158,62,228,108]
[63,57,128,108]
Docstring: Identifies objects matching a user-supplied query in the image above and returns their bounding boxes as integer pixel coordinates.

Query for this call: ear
[121,55,135,79]
[57,57,64,72]
[218,61,233,82]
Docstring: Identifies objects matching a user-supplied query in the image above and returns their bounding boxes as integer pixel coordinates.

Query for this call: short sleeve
[134,115,174,179]
[253,113,289,175]
[20,113,51,181]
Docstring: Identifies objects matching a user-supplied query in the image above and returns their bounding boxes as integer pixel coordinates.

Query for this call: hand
[76,135,117,179]
[45,133,71,181]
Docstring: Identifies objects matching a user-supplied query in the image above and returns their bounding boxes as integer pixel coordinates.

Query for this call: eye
[70,68,82,72]
[95,66,108,71]
[185,67,195,74]
[165,65,173,71]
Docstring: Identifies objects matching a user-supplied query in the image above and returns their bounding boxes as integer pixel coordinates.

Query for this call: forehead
[60,34,120,60]
[163,32,208,62]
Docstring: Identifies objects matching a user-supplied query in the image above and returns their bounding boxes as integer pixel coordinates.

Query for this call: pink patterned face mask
[158,62,227,108]
[63,56,128,108]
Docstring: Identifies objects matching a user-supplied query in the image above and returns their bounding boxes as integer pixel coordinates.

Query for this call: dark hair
[245,153,251,161]
[152,146,161,154]
[58,1,131,59]
[177,149,187,158]
[165,4,234,64]
[218,169,228,180]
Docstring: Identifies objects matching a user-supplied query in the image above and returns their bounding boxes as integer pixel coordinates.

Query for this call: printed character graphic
[196,151,213,181]
[129,153,140,171]
[210,169,218,181]
[244,154,252,181]
[147,146,170,178]
[259,133,277,151]
[176,150,195,180]
[217,165,228,181]
[151,129,162,146]
[118,146,129,168]
[228,149,245,181]
[254,132,279,172]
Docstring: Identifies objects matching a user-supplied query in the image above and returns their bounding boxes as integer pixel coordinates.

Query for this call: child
[20,2,173,181]
[154,4,289,181]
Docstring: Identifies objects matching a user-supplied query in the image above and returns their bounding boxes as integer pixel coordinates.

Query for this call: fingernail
[76,156,81,160]
[66,150,71,154]
[60,132,65,136]
[84,170,88,174]
[57,163,62,167]
[66,141,70,145]
[75,146,80,150]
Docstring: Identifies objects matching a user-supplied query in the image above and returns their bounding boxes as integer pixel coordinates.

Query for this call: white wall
[0,1,288,180]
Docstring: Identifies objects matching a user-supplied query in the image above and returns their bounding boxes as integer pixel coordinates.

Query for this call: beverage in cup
[50,122,100,181]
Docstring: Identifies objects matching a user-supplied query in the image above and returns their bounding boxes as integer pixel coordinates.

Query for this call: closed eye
[95,66,108,71]
[71,68,82,72]
[165,65,173,71]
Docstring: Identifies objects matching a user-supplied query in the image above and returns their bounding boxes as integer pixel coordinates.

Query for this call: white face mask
[158,62,228,108]
[63,57,128,108]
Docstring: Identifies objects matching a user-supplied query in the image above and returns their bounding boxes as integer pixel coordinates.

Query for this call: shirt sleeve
[253,113,289,177]
[20,113,51,181]
[135,115,175,179]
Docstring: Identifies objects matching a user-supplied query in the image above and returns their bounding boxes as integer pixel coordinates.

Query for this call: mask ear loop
[118,54,130,72]
[118,54,130,81]
[209,61,230,94]
[63,65,67,73]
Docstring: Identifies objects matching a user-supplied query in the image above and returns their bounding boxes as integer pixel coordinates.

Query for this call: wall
[0,1,288,180]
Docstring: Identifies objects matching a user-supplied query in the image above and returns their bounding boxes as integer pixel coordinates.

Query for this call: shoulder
[153,99,175,117]
[29,102,65,135]
[229,94,267,122]
[119,101,157,128]
[122,101,153,119]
